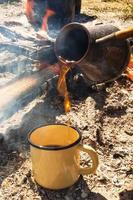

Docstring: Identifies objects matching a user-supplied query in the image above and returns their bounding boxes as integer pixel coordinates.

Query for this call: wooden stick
[96,26,133,44]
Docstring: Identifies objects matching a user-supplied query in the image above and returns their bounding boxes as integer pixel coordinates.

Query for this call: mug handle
[78,144,99,175]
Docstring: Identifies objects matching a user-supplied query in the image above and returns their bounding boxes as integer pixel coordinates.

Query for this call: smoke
[0,27,57,124]
[0,0,76,126]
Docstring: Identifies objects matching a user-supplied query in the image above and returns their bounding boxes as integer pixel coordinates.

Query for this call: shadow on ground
[28,175,107,200]
[119,189,133,200]
[74,13,97,23]
[67,70,128,119]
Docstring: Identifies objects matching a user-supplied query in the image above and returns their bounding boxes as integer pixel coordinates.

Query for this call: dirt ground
[0,1,133,200]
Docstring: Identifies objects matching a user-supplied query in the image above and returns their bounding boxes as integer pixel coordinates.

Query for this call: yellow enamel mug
[28,124,99,190]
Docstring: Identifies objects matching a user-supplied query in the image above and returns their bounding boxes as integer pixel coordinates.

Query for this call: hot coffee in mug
[28,124,99,190]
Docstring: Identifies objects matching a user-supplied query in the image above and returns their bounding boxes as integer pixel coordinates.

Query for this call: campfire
[25,0,133,113]
[0,0,133,199]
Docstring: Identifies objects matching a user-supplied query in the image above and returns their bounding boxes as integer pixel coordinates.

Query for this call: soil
[0,1,133,200]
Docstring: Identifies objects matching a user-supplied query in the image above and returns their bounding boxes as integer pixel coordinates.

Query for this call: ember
[126,53,133,81]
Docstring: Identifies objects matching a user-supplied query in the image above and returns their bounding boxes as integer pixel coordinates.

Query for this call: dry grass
[122,1,133,20]
[82,0,133,20]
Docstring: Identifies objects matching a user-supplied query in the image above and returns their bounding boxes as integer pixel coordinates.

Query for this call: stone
[65,196,70,200]
[81,191,88,198]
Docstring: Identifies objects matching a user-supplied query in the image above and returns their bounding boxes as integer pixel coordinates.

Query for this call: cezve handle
[96,26,133,44]
[78,144,99,175]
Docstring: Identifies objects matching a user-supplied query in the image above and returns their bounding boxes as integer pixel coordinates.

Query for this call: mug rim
[28,124,81,151]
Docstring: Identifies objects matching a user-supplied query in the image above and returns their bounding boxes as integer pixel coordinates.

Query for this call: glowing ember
[41,8,55,31]
[25,0,35,23]
[126,53,133,81]
[57,65,71,113]
[128,54,133,69]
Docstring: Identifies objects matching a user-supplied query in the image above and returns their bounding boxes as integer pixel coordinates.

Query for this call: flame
[41,8,55,31]
[64,93,71,113]
[57,65,71,113]
[128,54,133,69]
[126,53,133,81]
[25,0,35,23]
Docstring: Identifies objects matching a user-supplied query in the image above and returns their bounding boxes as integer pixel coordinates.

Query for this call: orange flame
[41,8,55,31]
[64,93,71,113]
[57,65,71,113]
[25,0,35,23]
[126,53,133,81]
